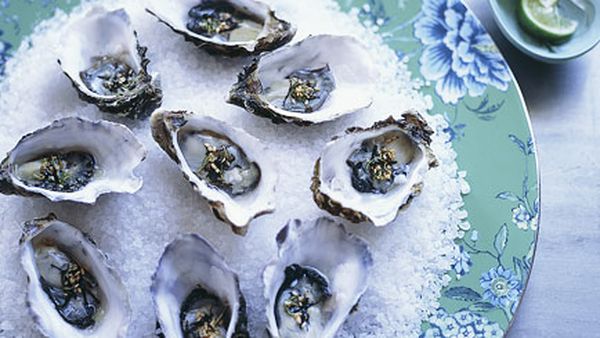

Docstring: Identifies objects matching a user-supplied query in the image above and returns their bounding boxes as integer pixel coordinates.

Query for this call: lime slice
[518,0,579,43]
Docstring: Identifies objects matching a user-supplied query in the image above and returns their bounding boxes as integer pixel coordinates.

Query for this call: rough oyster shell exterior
[0,117,146,204]
[146,0,295,56]
[58,7,162,119]
[311,112,438,225]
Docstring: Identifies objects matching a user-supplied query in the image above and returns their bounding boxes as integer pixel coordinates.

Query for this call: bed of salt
[0,0,470,337]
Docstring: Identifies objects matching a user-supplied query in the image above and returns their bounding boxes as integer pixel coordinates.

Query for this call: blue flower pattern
[443,109,466,141]
[414,0,511,104]
[497,134,539,231]
[427,134,536,334]
[1,0,538,337]
[511,203,538,231]
[452,245,472,278]
[421,308,504,338]
[344,4,534,334]
[358,0,391,27]
[480,266,522,308]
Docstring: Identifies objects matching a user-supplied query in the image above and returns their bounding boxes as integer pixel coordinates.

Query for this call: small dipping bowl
[489,0,600,63]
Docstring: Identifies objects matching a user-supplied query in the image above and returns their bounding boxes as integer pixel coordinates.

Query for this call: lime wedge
[518,0,579,43]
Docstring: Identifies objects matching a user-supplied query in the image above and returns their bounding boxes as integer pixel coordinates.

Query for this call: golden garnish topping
[367,147,397,182]
[199,143,235,182]
[199,12,237,35]
[34,155,71,184]
[62,262,86,295]
[290,77,320,104]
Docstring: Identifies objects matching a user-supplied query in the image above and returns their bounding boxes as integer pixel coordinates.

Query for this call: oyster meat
[263,218,373,338]
[151,234,249,338]
[146,0,296,56]
[20,214,130,337]
[228,34,377,125]
[0,117,146,204]
[151,110,276,235]
[58,7,162,119]
[311,113,438,226]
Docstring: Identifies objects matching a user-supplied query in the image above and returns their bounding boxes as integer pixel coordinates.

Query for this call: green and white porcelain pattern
[0,0,539,336]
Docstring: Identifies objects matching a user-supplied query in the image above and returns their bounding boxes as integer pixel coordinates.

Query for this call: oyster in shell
[311,113,438,226]
[146,0,295,56]
[20,214,130,337]
[263,218,373,338]
[228,35,377,125]
[151,234,249,338]
[0,117,146,204]
[58,7,162,119]
[151,110,276,235]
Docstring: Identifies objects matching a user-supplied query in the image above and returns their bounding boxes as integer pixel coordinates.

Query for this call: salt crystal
[0,0,468,337]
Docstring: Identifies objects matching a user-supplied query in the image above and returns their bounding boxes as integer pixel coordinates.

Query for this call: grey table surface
[463,1,600,337]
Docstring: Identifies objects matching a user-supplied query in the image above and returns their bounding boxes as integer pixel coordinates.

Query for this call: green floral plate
[0,0,539,336]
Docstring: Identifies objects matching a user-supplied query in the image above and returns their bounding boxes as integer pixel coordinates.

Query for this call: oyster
[263,218,373,338]
[0,117,146,204]
[20,214,130,337]
[151,110,276,235]
[146,0,296,56]
[151,234,249,338]
[58,7,162,119]
[311,113,438,226]
[228,35,377,125]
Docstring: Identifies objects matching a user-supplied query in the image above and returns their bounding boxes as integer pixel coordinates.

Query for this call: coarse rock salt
[0,0,467,337]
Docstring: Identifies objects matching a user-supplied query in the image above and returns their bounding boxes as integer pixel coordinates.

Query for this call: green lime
[518,0,579,43]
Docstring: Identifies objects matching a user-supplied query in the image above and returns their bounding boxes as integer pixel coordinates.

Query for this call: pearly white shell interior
[7,117,146,204]
[59,7,142,99]
[257,35,378,123]
[318,124,427,226]
[21,218,130,337]
[151,234,242,338]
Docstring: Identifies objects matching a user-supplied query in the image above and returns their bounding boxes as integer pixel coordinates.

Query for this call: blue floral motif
[358,0,391,27]
[452,245,472,278]
[0,1,539,337]
[481,324,504,338]
[422,326,444,338]
[497,135,539,232]
[443,110,466,142]
[512,202,538,231]
[421,308,504,338]
[414,0,511,104]
[480,266,521,308]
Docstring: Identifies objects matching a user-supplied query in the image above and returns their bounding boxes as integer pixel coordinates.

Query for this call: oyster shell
[20,214,130,337]
[0,117,146,204]
[58,7,162,119]
[151,234,249,338]
[228,35,377,125]
[263,218,373,338]
[151,110,276,235]
[146,0,296,56]
[311,113,438,226]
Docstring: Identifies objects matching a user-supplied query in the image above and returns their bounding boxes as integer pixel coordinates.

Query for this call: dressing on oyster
[0,117,146,204]
[20,214,130,337]
[311,112,438,226]
[146,0,295,56]
[228,34,377,125]
[263,218,373,338]
[151,234,249,338]
[58,7,162,119]
[151,110,276,235]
